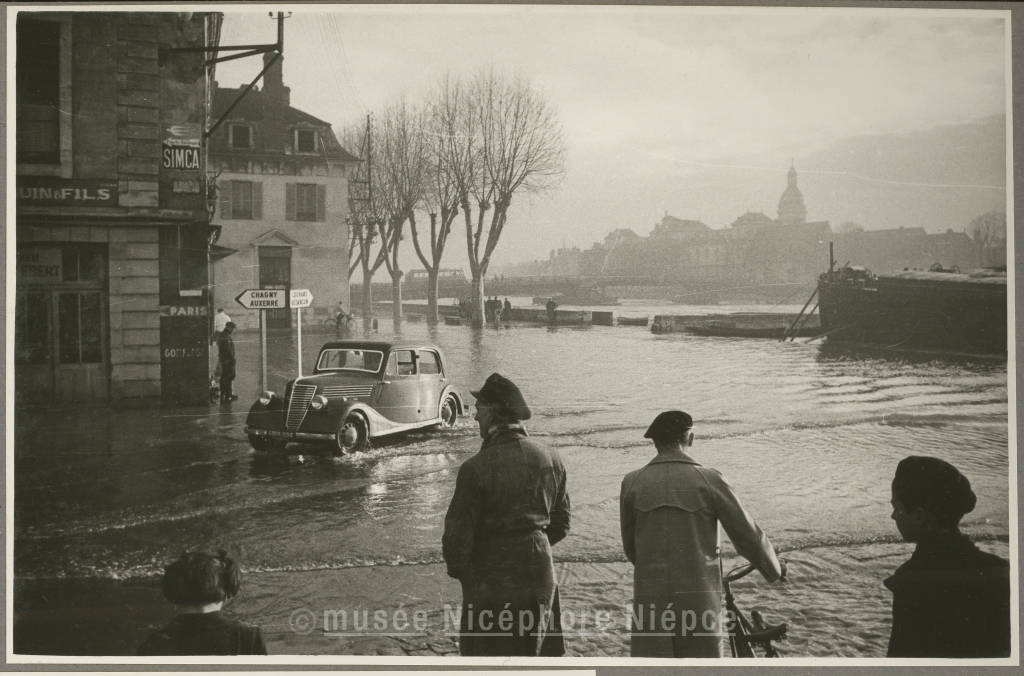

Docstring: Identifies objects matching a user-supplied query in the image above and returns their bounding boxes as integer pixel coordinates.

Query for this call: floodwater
[13,303,1011,657]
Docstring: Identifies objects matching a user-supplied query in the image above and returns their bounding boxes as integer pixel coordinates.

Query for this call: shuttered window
[218,180,262,220]
[286,183,326,222]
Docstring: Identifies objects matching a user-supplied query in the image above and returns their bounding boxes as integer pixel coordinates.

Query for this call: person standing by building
[503,297,512,314]
[442,373,571,656]
[620,411,783,657]
[212,308,231,342]
[216,322,237,402]
[885,456,1010,657]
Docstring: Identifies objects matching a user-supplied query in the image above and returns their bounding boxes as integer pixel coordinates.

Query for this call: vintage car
[245,341,464,456]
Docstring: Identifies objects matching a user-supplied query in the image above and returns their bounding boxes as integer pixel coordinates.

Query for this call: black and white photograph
[9,2,1017,665]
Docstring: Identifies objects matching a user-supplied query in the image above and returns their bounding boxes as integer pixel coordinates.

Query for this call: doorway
[259,246,291,329]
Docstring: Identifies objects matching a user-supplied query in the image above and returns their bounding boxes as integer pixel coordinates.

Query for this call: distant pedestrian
[217,322,237,402]
[138,550,267,655]
[504,298,512,313]
[443,373,570,656]
[620,410,783,657]
[886,456,1010,657]
[545,297,558,323]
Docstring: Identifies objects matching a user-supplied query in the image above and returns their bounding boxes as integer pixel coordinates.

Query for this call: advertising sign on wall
[17,178,118,207]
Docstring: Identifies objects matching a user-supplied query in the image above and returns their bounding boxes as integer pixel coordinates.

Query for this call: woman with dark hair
[442,373,571,656]
[886,456,1010,658]
[138,550,267,655]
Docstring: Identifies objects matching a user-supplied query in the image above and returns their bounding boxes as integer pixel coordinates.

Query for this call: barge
[817,265,1007,357]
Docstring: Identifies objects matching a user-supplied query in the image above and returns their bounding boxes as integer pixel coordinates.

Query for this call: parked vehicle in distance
[245,341,464,456]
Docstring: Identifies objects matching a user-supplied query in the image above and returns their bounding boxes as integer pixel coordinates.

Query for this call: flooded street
[14,306,1010,657]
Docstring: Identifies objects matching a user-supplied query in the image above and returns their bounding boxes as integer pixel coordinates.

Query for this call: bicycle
[723,559,789,658]
[323,306,356,331]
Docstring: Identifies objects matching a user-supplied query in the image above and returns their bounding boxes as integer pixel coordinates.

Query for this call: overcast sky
[215,6,1008,272]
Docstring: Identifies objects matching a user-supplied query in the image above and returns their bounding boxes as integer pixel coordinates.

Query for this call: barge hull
[818,274,1006,356]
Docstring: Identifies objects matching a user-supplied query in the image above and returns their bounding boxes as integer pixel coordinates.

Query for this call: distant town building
[777,162,808,224]
[15,11,222,405]
[209,53,359,330]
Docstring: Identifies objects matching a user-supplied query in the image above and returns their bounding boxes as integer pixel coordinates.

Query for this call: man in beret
[886,455,1010,657]
[442,373,570,656]
[620,410,784,657]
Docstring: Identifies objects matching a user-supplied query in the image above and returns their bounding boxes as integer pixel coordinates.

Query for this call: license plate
[264,430,294,440]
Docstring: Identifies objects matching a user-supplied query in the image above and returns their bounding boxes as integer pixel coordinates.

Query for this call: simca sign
[162,123,202,170]
[17,178,117,207]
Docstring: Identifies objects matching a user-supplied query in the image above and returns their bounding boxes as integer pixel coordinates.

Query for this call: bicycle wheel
[323,316,338,330]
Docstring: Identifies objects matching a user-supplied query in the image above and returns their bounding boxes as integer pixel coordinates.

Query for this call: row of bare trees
[344,71,567,327]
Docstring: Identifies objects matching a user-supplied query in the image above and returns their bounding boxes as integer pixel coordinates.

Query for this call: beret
[893,455,976,525]
[644,410,693,440]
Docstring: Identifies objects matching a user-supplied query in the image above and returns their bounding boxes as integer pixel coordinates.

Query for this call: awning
[210,244,238,262]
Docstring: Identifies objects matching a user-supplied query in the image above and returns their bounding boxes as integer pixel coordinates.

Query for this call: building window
[17,18,61,164]
[294,128,316,153]
[286,183,325,222]
[15,291,51,364]
[218,180,262,220]
[230,124,252,149]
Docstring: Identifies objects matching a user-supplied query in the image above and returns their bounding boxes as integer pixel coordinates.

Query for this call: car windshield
[316,349,384,373]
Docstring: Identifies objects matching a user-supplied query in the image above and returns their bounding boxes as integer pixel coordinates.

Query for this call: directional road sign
[235,288,286,310]
[290,289,313,308]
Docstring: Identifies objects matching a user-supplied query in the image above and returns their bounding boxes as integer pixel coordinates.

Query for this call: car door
[416,349,446,420]
[374,349,422,423]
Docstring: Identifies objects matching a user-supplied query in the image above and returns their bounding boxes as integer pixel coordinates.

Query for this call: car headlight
[310,394,328,410]
[259,390,275,405]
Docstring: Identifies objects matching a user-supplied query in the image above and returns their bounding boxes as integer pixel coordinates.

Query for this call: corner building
[15,11,222,406]
[208,53,358,332]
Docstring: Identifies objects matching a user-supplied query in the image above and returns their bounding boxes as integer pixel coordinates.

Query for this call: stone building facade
[208,54,358,332]
[15,11,221,406]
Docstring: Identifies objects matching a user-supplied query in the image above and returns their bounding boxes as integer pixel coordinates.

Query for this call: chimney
[263,51,290,108]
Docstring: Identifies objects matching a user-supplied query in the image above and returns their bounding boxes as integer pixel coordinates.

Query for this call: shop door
[259,247,291,329]
[15,244,109,405]
[15,288,108,405]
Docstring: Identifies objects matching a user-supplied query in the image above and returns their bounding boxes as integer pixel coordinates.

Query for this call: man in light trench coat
[620,410,784,657]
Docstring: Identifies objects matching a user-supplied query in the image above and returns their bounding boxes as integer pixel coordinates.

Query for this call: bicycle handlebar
[725,559,788,583]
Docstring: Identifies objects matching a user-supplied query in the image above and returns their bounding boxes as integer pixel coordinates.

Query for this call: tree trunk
[470,274,485,328]
[426,269,440,323]
[361,268,374,321]
[392,274,403,322]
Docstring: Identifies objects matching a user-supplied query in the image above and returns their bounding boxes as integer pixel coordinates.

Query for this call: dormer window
[294,128,316,154]
[230,124,253,149]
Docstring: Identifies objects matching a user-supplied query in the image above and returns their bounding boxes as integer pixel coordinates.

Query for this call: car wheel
[333,414,368,456]
[439,394,458,428]
[248,433,286,454]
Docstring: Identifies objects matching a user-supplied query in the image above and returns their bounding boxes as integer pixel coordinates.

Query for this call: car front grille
[322,385,374,398]
[285,384,317,431]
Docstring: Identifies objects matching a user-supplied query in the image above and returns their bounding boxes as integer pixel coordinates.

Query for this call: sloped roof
[210,86,360,162]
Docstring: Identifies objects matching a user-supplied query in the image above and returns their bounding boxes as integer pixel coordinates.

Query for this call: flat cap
[644,410,693,440]
[471,373,531,421]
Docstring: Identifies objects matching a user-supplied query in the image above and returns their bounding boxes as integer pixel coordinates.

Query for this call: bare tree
[410,77,468,322]
[451,71,567,327]
[375,97,429,322]
[835,220,864,234]
[969,210,1007,267]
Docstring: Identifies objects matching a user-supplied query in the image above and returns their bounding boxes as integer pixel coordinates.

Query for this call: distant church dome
[777,161,807,224]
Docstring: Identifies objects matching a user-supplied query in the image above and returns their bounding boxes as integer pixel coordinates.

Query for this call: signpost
[235,289,287,392]
[290,289,313,377]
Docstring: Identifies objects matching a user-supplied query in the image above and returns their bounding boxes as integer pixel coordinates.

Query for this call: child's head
[162,550,242,607]
[891,456,976,541]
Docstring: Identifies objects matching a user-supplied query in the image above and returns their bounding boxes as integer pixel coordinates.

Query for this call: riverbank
[13,538,1009,658]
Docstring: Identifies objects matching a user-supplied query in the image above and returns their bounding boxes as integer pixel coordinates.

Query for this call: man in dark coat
[216,322,238,402]
[442,373,571,656]
[886,455,1010,657]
